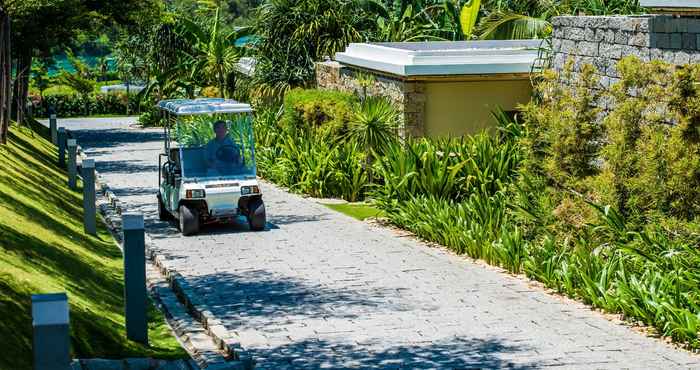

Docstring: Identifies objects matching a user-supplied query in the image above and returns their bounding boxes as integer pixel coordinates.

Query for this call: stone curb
[148,253,253,369]
[65,128,254,370]
[71,358,197,370]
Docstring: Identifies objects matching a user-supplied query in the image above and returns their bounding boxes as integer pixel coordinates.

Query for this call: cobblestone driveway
[57,117,700,369]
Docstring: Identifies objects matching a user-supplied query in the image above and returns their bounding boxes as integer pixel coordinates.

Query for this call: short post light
[82,159,96,235]
[57,128,67,168]
[122,212,148,344]
[32,293,70,370]
[49,114,57,145]
[67,139,77,190]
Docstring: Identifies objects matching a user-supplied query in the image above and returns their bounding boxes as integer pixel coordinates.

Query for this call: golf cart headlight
[186,189,205,198]
[241,186,259,195]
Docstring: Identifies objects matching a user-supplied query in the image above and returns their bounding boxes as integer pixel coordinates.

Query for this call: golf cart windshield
[175,114,256,180]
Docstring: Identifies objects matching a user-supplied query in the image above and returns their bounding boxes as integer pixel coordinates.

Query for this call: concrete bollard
[32,293,70,370]
[67,139,77,190]
[82,159,96,235]
[122,212,148,345]
[57,128,67,168]
[49,114,57,145]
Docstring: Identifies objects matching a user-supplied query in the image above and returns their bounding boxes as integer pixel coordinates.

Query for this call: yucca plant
[346,97,399,154]
[345,96,399,182]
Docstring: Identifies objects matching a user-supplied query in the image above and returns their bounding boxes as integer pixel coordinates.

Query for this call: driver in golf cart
[206,120,242,176]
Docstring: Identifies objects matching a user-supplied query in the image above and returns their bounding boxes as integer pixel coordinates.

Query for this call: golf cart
[156,98,265,236]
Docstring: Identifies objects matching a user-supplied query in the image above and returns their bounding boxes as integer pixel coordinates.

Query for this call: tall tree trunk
[125,80,130,116]
[0,7,9,144]
[15,50,31,126]
[218,67,226,99]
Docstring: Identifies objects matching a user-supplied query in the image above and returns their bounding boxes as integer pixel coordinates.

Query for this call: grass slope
[0,125,185,369]
[324,203,385,221]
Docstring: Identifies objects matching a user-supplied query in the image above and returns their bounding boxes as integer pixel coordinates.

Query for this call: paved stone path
[52,117,700,369]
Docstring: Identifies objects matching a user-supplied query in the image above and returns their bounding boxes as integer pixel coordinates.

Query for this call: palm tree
[59,49,96,116]
[473,0,555,40]
[474,0,641,40]
[181,7,245,98]
[95,56,110,82]
[364,0,450,42]
[251,0,373,101]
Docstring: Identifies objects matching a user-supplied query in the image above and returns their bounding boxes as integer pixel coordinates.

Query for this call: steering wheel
[215,145,240,163]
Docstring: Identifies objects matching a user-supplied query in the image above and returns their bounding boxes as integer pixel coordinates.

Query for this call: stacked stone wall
[552,15,700,88]
[315,61,426,137]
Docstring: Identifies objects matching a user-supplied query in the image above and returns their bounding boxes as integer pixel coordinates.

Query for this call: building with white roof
[318,40,541,137]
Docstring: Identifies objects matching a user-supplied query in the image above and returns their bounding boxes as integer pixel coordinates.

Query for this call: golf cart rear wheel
[158,195,170,221]
[247,198,266,231]
[179,205,199,236]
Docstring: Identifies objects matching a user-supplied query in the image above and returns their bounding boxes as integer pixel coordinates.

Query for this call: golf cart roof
[158,98,253,115]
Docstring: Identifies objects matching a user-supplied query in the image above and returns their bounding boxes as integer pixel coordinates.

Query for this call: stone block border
[71,358,197,370]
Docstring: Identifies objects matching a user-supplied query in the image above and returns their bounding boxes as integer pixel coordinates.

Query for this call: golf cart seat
[181,147,208,177]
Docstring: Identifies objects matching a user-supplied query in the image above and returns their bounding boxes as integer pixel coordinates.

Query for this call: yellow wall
[423,79,532,137]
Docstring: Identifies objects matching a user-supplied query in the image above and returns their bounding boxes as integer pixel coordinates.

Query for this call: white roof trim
[640,0,700,9]
[158,98,253,115]
[335,40,541,77]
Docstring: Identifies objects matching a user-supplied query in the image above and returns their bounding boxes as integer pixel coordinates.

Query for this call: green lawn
[324,202,385,221]
[0,125,186,369]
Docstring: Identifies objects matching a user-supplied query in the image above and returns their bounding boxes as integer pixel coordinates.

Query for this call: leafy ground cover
[0,125,185,369]
[323,203,385,221]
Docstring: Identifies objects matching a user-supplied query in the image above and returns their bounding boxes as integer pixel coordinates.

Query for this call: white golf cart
[156,98,265,236]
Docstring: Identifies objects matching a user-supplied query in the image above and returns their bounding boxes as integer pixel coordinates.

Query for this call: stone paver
[55,117,700,369]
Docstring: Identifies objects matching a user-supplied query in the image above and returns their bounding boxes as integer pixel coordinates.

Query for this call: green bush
[256,129,369,201]
[280,88,358,137]
[520,56,700,227]
[31,91,140,118]
[43,84,78,96]
[137,106,163,127]
[521,62,603,185]
[372,132,521,205]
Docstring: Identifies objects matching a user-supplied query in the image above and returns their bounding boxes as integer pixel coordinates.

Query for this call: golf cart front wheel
[179,205,200,236]
[248,198,266,231]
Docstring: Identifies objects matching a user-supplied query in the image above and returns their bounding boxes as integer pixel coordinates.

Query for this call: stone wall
[551,15,700,90]
[316,61,426,137]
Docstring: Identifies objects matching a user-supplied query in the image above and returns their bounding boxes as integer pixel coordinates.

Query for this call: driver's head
[213,120,228,140]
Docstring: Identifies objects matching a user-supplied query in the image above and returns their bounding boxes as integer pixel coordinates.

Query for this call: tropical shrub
[520,56,700,228]
[256,130,369,201]
[254,89,404,201]
[31,91,140,118]
[345,96,400,155]
[280,88,358,137]
[372,131,521,205]
[137,106,163,127]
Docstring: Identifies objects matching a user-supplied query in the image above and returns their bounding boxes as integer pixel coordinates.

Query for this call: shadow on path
[96,160,159,175]
[185,270,403,325]
[71,129,163,149]
[255,337,541,369]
